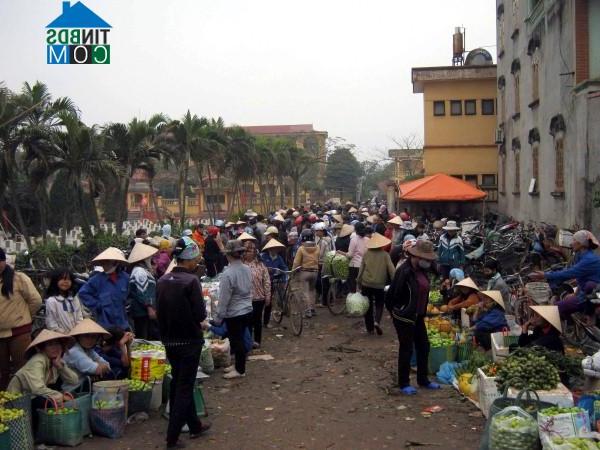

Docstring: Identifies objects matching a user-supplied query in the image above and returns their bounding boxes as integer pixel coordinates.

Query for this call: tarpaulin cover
[398,173,487,201]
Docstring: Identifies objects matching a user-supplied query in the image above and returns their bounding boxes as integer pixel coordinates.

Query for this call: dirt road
[82,311,484,450]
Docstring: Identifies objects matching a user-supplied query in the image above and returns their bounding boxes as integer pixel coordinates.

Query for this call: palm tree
[157,111,209,229]
[103,113,168,232]
[47,113,120,237]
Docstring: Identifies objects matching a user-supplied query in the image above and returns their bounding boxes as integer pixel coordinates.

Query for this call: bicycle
[322,274,347,315]
[270,267,304,336]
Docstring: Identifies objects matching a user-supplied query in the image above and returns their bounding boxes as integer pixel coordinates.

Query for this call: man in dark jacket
[157,237,210,448]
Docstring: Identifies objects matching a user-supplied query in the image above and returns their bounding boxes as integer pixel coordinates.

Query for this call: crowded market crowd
[0,201,599,449]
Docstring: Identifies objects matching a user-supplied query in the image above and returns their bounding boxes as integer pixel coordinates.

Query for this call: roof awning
[398,173,487,201]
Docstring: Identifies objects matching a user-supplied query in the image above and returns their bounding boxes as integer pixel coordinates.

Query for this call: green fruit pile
[550,437,600,449]
[0,391,22,404]
[0,408,24,422]
[46,408,77,415]
[428,290,442,305]
[490,413,538,450]
[133,343,164,352]
[541,406,584,416]
[0,423,8,434]
[127,379,152,392]
[495,353,560,391]
[93,400,123,410]
[427,327,454,348]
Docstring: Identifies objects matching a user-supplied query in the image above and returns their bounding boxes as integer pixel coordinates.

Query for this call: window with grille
[532,142,540,192]
[514,151,521,193]
[481,174,496,186]
[514,74,520,114]
[500,154,507,193]
[532,57,540,102]
[206,194,225,204]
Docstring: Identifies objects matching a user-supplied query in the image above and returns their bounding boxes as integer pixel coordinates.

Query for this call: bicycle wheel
[271,285,284,324]
[70,254,87,273]
[327,280,346,315]
[288,292,304,336]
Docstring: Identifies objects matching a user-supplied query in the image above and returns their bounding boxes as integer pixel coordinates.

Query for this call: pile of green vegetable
[127,379,152,392]
[428,290,442,305]
[323,251,336,276]
[332,255,349,280]
[427,327,454,348]
[495,352,560,391]
[490,411,539,450]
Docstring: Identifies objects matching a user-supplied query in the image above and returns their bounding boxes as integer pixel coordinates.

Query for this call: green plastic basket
[428,344,457,374]
[0,430,10,450]
[37,397,82,447]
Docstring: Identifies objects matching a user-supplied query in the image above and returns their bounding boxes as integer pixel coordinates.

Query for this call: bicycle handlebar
[270,267,303,274]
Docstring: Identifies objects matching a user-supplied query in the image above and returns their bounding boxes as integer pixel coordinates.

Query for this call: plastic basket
[36,396,83,447]
[4,394,32,424]
[526,282,551,304]
[90,407,126,439]
[128,390,152,415]
[66,392,91,436]
[4,414,33,450]
[429,345,457,374]
[93,380,129,417]
[0,430,10,450]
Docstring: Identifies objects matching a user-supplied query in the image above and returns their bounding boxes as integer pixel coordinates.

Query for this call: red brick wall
[575,0,589,84]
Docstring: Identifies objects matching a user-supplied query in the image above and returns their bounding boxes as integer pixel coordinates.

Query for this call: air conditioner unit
[495,128,504,144]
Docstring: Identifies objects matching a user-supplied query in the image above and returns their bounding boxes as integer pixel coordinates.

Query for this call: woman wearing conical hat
[357,233,396,335]
[127,243,159,340]
[518,305,564,354]
[7,329,77,402]
[446,277,480,313]
[471,291,508,351]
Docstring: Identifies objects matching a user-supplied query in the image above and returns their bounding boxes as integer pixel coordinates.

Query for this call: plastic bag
[542,436,600,450]
[90,390,126,439]
[490,406,539,450]
[200,344,214,374]
[436,361,461,385]
[537,406,591,444]
[323,251,336,276]
[332,255,349,280]
[209,338,231,368]
[346,292,369,317]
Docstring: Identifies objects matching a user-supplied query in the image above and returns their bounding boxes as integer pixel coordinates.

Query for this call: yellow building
[412,51,499,201]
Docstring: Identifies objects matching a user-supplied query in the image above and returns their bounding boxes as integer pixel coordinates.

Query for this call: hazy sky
[0,0,496,160]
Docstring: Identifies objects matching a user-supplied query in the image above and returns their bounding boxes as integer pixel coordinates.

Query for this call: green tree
[324,147,363,202]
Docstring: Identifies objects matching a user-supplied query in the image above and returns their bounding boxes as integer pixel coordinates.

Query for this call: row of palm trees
[0,81,320,247]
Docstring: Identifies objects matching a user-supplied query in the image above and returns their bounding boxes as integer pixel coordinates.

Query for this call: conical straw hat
[332,214,343,223]
[339,224,354,238]
[530,305,562,333]
[92,247,127,263]
[361,212,370,217]
[456,277,479,291]
[239,232,256,241]
[128,243,158,264]
[273,213,285,222]
[366,232,391,249]
[348,207,358,213]
[69,318,110,337]
[225,222,235,228]
[165,258,176,274]
[236,220,247,226]
[366,215,377,223]
[387,216,403,225]
[26,329,74,352]
[262,239,285,251]
[480,290,505,310]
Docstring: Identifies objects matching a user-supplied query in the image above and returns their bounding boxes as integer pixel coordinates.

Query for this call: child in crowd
[63,319,112,391]
[44,268,84,334]
[97,326,134,379]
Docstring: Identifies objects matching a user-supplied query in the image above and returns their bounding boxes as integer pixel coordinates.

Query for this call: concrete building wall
[496,0,599,231]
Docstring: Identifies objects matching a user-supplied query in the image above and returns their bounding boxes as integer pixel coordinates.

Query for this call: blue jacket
[474,307,507,333]
[78,271,130,330]
[209,322,253,353]
[438,233,465,268]
[545,250,600,302]
[260,252,288,281]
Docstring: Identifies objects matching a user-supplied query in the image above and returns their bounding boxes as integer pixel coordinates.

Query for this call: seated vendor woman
[518,304,564,354]
[446,277,480,313]
[472,290,508,351]
[7,329,78,402]
[63,319,112,391]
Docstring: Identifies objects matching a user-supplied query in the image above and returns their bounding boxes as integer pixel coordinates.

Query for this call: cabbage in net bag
[346,292,369,317]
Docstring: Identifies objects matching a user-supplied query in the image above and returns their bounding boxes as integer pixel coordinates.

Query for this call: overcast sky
[0,0,496,160]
